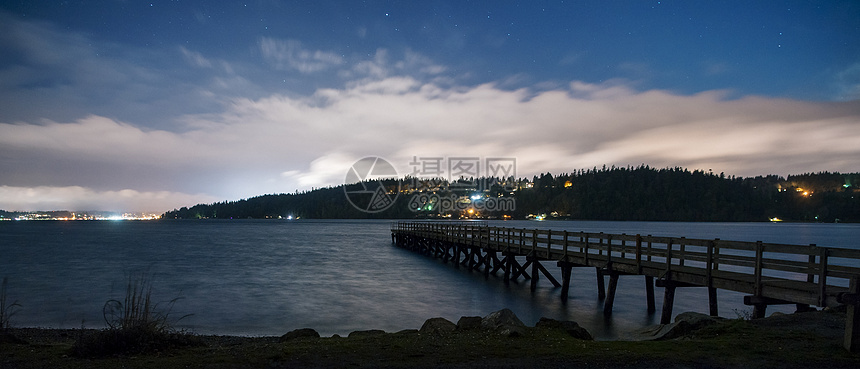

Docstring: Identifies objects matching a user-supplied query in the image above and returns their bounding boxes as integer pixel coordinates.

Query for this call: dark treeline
[162,166,860,222]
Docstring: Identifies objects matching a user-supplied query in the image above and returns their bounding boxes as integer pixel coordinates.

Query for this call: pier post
[596,268,606,300]
[708,287,719,316]
[661,282,676,324]
[645,276,656,313]
[752,303,767,319]
[603,272,620,316]
[484,250,493,276]
[503,253,512,282]
[559,261,573,300]
[530,256,540,290]
[842,275,860,352]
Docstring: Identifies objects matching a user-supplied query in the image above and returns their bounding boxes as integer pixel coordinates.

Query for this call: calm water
[1,219,858,340]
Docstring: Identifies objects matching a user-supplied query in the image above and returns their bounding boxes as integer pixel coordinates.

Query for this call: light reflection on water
[1,219,858,340]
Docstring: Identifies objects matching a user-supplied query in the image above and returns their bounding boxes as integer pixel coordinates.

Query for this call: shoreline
[3,309,859,368]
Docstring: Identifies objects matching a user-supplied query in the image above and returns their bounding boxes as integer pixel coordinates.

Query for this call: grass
[72,273,198,357]
[0,277,21,331]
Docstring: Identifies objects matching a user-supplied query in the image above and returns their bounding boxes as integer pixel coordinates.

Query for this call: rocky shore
[2,308,859,368]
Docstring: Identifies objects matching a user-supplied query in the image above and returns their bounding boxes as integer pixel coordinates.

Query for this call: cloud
[281,152,358,189]
[0,12,260,128]
[4,77,859,212]
[835,62,860,101]
[180,46,214,68]
[3,7,858,214]
[0,186,215,212]
[259,38,344,73]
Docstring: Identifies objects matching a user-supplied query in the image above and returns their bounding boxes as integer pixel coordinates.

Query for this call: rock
[535,317,593,340]
[456,316,483,330]
[675,312,721,326]
[634,312,723,341]
[279,328,320,342]
[481,309,527,337]
[419,317,456,335]
[481,309,526,330]
[348,329,386,338]
[498,326,527,337]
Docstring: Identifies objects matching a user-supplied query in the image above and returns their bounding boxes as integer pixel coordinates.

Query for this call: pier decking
[391,221,860,351]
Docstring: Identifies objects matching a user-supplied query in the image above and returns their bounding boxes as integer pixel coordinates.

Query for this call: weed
[732,308,753,320]
[73,272,197,357]
[0,277,21,330]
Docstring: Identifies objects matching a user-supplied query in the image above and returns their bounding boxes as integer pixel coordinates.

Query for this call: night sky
[1,1,859,212]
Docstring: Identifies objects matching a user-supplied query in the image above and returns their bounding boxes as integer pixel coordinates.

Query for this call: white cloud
[0,186,215,212]
[835,62,860,101]
[2,77,859,212]
[180,46,213,68]
[259,38,344,73]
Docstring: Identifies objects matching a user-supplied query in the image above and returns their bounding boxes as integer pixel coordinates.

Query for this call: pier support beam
[603,272,620,316]
[559,262,573,300]
[645,276,656,313]
[841,276,860,352]
[656,279,702,324]
[483,250,494,276]
[660,282,676,324]
[743,296,796,319]
[708,287,719,316]
[596,268,606,300]
[502,253,514,282]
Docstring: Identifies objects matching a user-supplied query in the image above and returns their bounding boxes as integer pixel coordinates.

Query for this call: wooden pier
[391,221,860,352]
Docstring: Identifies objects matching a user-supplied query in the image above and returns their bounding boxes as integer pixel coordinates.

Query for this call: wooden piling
[843,276,860,353]
[645,276,655,313]
[661,282,676,324]
[604,272,620,316]
[559,261,573,300]
[596,268,606,300]
[708,286,719,316]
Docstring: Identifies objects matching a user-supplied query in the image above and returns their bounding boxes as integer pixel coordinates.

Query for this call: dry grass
[71,273,198,357]
[0,277,21,330]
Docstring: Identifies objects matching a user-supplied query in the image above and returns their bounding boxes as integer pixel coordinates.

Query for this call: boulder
[481,309,527,337]
[279,328,320,342]
[535,317,593,340]
[497,325,527,338]
[348,329,386,338]
[481,308,526,330]
[419,317,456,335]
[456,316,483,330]
[634,312,723,341]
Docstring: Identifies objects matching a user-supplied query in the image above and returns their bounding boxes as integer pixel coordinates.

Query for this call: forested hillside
[162,166,860,222]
